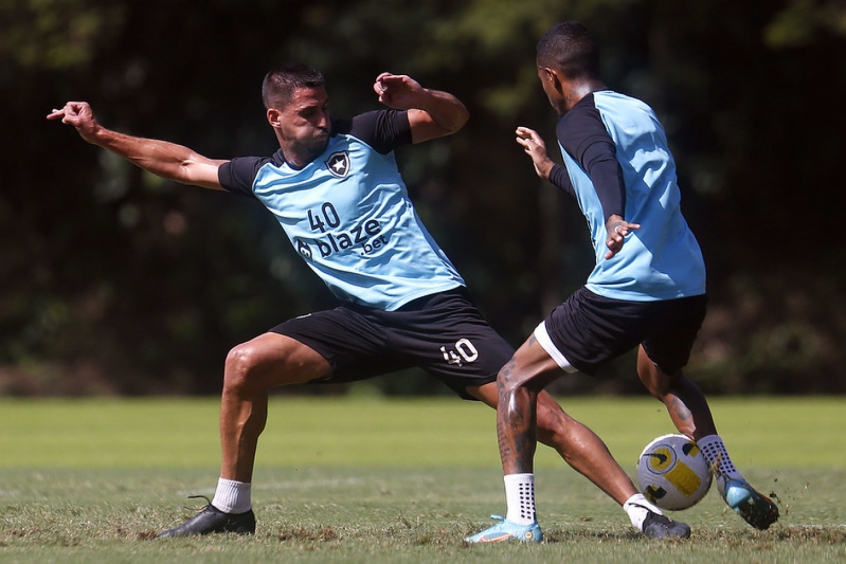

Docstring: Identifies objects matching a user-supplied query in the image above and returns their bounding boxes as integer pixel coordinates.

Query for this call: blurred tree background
[1,0,844,396]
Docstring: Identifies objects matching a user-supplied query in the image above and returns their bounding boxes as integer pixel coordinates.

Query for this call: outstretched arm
[47,102,226,190]
[372,73,468,143]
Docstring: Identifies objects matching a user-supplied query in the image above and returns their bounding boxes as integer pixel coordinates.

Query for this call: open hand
[515,126,555,179]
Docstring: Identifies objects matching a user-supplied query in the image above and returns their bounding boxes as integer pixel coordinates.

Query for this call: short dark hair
[261,63,325,109]
[536,21,600,80]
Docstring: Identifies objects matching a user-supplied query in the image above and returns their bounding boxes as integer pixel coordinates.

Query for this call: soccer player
[467,22,779,543]
[49,64,686,539]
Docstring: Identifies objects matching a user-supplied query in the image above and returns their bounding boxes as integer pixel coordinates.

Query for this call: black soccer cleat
[158,496,256,538]
[642,511,691,539]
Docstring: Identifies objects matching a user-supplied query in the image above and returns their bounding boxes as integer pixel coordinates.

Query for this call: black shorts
[269,288,513,399]
[539,287,707,376]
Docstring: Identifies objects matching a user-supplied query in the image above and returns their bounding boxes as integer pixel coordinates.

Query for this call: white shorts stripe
[533,321,578,373]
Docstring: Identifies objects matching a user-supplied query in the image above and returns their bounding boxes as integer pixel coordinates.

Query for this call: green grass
[1,396,844,563]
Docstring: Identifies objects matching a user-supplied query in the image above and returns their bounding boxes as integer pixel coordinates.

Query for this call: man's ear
[541,67,564,94]
[267,108,281,127]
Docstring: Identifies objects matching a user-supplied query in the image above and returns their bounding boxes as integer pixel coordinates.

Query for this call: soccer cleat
[641,510,691,539]
[465,515,543,543]
[158,496,256,538]
[718,477,779,530]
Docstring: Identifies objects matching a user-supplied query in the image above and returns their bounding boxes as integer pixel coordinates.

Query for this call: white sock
[211,477,252,514]
[504,473,537,525]
[697,435,742,480]
[623,493,661,531]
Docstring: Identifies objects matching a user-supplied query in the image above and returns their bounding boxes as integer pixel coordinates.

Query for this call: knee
[643,376,671,399]
[495,359,539,397]
[223,344,262,393]
[643,370,697,404]
[496,370,517,397]
[638,359,676,399]
[495,367,531,408]
[497,375,541,431]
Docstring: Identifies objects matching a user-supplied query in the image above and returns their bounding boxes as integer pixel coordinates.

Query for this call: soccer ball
[637,434,712,510]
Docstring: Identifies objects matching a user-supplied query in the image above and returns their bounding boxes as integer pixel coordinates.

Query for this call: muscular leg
[635,345,716,440]
[636,344,779,529]
[469,336,639,506]
[535,394,638,504]
[465,335,692,541]
[158,332,331,537]
[220,332,332,482]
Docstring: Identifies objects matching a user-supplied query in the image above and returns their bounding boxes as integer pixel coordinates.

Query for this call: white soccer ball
[636,434,713,511]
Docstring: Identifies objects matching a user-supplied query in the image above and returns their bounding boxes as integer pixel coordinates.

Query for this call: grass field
[0,396,844,562]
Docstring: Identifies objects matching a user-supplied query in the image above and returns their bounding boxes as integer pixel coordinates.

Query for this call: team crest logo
[325,151,350,178]
[296,238,312,259]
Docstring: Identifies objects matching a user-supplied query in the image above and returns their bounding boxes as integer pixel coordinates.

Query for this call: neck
[282,149,313,169]
[278,142,327,169]
[561,78,607,113]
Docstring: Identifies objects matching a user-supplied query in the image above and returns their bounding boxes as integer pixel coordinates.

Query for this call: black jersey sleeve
[557,93,626,221]
[333,110,413,155]
[217,111,409,193]
[218,155,276,197]
[548,164,576,198]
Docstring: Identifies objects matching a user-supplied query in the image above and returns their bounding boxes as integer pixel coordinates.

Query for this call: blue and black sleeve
[218,155,276,197]
[556,94,626,221]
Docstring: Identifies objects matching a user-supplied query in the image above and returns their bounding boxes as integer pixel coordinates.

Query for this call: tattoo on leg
[668,396,692,422]
[498,360,516,386]
[496,383,537,473]
[497,419,512,462]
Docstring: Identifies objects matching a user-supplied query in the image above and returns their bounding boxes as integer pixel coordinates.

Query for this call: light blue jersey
[219,111,464,311]
[554,90,706,301]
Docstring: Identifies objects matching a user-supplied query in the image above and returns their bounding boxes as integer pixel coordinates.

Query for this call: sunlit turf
[0,396,844,562]
[1,396,843,469]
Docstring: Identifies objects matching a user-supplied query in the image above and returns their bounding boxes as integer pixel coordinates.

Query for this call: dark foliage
[1,0,844,395]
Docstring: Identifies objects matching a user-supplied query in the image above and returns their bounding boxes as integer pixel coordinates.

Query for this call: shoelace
[183,494,213,511]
